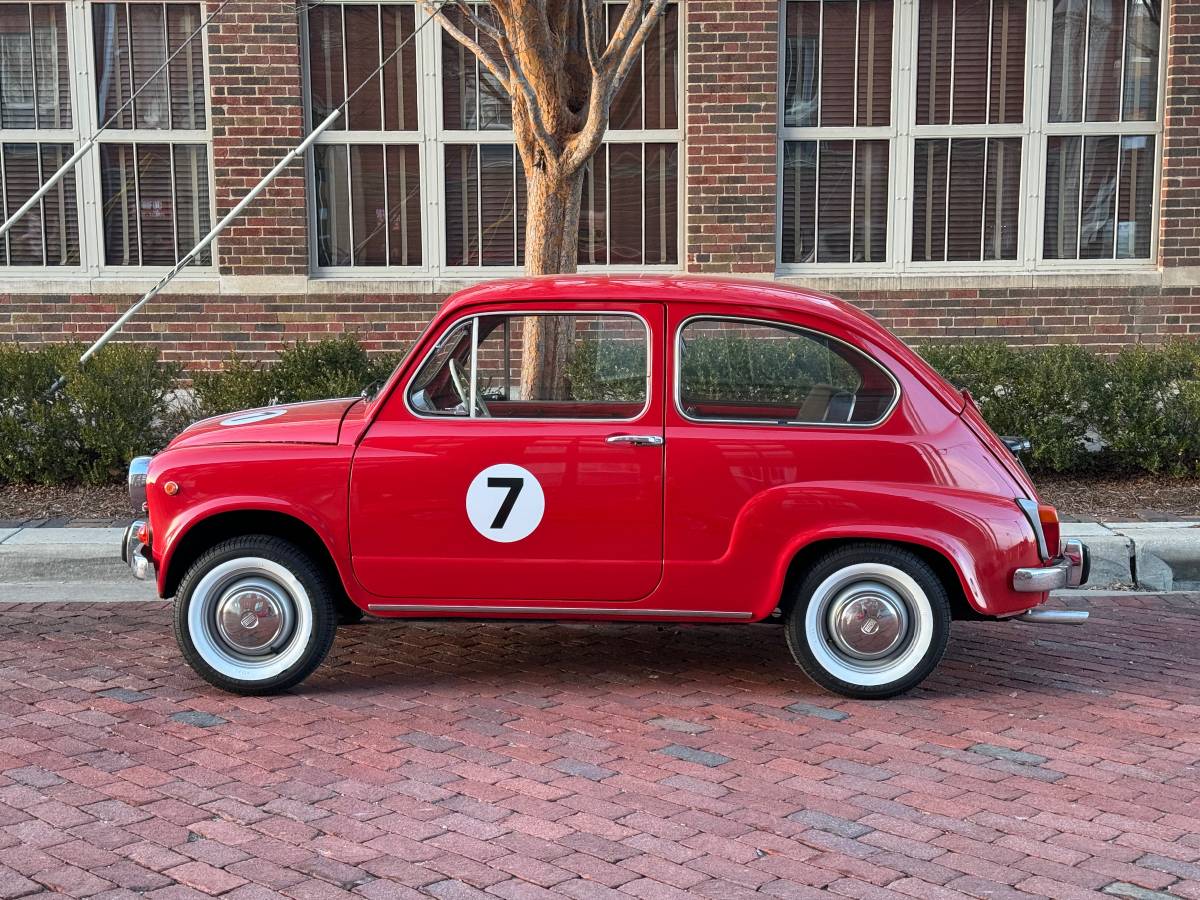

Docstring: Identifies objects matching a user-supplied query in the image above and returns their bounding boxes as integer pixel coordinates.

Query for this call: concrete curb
[0,524,1197,601]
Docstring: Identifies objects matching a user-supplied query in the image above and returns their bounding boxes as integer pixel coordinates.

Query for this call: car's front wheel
[785,543,951,699]
[173,535,337,695]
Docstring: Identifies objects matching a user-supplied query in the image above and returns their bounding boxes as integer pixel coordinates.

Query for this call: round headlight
[128,456,152,512]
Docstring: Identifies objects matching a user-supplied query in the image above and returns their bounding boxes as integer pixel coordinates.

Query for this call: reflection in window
[99,143,211,266]
[781,140,888,264]
[92,2,205,129]
[1048,0,1160,123]
[1,142,79,265]
[315,143,422,267]
[1044,133,1154,259]
[912,137,1021,261]
[0,2,71,130]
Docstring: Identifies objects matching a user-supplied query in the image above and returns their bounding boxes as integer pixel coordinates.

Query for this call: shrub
[1096,341,1200,475]
[190,336,400,419]
[0,343,179,485]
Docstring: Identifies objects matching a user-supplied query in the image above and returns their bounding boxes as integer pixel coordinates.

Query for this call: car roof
[440,275,965,415]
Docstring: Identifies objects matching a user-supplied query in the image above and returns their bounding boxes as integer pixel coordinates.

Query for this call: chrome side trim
[673,314,902,430]
[366,604,753,619]
[128,456,152,512]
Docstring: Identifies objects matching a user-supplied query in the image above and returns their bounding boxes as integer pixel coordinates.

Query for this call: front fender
[729,481,1039,619]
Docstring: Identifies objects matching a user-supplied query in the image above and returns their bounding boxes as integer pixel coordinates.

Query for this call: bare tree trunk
[520,166,585,400]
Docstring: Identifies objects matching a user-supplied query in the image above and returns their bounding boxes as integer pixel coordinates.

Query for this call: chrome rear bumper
[1012,538,1088,592]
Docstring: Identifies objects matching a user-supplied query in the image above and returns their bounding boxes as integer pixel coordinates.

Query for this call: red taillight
[137,523,149,545]
[1038,504,1061,558]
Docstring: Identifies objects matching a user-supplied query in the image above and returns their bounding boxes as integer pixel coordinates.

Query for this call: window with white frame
[779,0,1163,270]
[303,1,681,273]
[0,0,213,271]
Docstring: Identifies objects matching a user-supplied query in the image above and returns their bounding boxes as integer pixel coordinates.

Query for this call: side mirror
[1001,435,1031,456]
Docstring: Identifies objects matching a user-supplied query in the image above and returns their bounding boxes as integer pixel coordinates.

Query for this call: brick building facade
[0,0,1195,367]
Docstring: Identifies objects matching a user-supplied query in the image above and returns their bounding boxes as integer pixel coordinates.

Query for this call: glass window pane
[36,143,79,265]
[952,0,989,124]
[99,142,140,264]
[1085,0,1125,121]
[609,143,643,264]
[946,138,985,260]
[1079,134,1119,258]
[678,318,895,426]
[578,147,609,266]
[167,4,204,129]
[1049,0,1086,122]
[990,0,1025,123]
[857,0,892,126]
[307,6,346,130]
[441,4,509,130]
[983,137,1021,260]
[350,144,387,265]
[135,143,175,265]
[444,144,479,265]
[0,4,35,129]
[33,4,71,129]
[129,3,169,129]
[820,1,856,127]
[344,5,381,131]
[1122,0,1160,121]
[2,143,44,265]
[93,3,132,128]
[1044,134,1082,259]
[642,5,677,130]
[409,319,473,416]
[381,6,417,131]
[385,145,422,266]
[644,143,677,265]
[1116,135,1153,258]
[916,0,953,124]
[783,1,821,127]
[479,144,518,266]
[172,144,210,266]
[912,138,949,261]
[816,140,852,262]
[608,4,642,130]
[474,314,647,417]
[853,140,888,262]
[314,144,351,266]
[781,141,817,265]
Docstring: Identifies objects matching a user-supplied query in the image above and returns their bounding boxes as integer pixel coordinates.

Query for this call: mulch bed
[1,475,1198,525]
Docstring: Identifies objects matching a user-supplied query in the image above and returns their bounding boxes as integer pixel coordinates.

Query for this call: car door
[349,302,666,603]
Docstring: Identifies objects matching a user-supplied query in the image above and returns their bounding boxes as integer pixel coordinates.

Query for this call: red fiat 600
[122,276,1089,699]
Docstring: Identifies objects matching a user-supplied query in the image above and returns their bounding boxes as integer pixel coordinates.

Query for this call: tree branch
[609,0,668,88]
[422,1,509,89]
[580,0,602,73]
[599,0,649,75]
[492,31,562,161]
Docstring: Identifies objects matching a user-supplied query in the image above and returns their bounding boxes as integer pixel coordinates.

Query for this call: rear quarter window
[677,317,898,426]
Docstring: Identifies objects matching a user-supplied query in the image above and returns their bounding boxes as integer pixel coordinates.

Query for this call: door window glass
[408,313,649,420]
[677,317,897,425]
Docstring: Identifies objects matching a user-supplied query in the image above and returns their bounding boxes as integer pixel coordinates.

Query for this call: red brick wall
[1160,0,1200,267]
[685,1,778,274]
[206,0,309,275]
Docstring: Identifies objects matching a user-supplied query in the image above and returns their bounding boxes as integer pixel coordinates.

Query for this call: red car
[122,276,1089,699]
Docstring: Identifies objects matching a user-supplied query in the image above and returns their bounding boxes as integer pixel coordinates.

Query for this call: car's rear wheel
[173,535,337,695]
[785,543,951,699]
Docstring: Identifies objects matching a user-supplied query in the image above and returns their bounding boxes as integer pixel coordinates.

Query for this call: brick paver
[0,595,1197,899]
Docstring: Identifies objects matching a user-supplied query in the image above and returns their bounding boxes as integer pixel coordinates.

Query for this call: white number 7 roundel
[466,463,545,543]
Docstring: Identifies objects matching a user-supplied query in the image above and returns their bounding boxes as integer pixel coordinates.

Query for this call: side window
[408,312,648,420]
[677,318,896,425]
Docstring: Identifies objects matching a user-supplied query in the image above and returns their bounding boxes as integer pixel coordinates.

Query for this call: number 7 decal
[466,463,546,543]
[486,477,524,529]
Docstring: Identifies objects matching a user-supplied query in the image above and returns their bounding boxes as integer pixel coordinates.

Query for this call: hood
[169,398,362,450]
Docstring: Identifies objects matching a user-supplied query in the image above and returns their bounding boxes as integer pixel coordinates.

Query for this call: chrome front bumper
[121,520,154,581]
[1012,538,1089,593]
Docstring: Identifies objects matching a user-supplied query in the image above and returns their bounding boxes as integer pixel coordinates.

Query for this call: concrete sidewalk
[0,521,1197,602]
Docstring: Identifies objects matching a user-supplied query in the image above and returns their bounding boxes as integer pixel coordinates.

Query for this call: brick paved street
[0,595,1197,900]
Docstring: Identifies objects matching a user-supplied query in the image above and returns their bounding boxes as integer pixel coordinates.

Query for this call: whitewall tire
[174,536,337,695]
[786,543,951,699]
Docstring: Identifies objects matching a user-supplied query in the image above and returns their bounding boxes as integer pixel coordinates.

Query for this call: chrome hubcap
[214,579,293,657]
[827,583,909,661]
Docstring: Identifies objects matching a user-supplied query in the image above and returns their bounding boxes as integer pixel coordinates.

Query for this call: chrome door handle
[605,434,664,446]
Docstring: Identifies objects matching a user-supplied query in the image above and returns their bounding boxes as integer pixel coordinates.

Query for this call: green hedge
[0,343,180,485]
[5,335,1200,485]
[920,340,1200,475]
